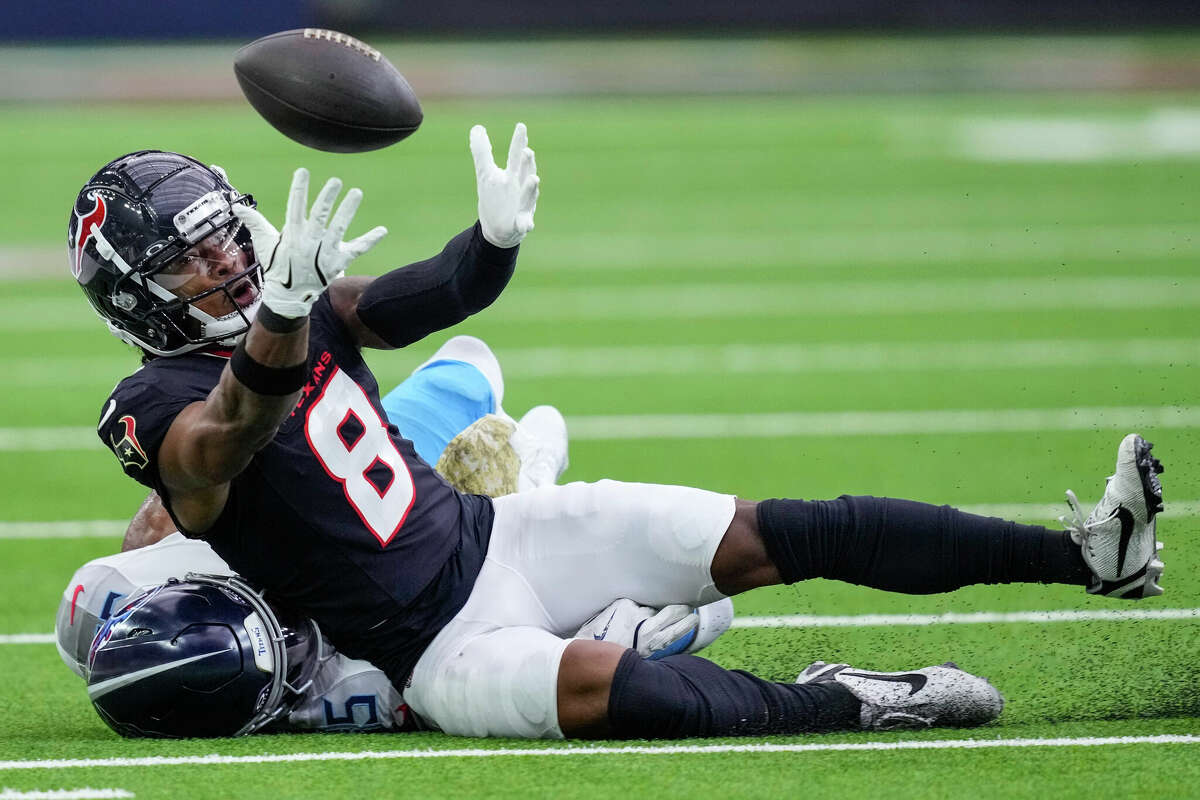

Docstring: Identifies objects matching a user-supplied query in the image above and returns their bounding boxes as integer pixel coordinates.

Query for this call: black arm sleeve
[355,222,518,348]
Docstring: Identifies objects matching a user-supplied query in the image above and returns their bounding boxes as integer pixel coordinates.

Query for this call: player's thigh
[405,622,570,739]
[489,479,736,632]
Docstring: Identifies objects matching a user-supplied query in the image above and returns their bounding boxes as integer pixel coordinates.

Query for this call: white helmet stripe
[87,647,233,700]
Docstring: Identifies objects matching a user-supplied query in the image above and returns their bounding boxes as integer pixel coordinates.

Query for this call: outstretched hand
[470,122,539,249]
[234,168,388,319]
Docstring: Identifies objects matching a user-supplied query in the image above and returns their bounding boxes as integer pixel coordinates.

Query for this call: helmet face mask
[69,151,264,357]
[86,574,323,738]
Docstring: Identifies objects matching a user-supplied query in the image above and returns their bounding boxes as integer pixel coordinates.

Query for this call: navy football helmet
[68,151,262,356]
[86,574,322,738]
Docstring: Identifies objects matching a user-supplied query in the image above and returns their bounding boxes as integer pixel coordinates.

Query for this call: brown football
[234,28,422,153]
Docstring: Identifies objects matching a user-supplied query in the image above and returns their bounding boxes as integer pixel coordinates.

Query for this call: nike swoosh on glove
[234,167,388,319]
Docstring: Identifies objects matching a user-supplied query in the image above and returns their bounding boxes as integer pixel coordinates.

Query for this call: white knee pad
[406,623,570,739]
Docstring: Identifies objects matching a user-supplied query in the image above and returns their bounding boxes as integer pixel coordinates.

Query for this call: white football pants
[403,479,736,738]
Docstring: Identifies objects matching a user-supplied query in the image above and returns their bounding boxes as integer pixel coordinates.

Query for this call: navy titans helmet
[86,574,322,738]
[68,150,262,357]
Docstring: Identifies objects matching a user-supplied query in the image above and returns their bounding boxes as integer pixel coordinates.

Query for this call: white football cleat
[796,661,1004,730]
[512,405,569,491]
[1061,433,1165,599]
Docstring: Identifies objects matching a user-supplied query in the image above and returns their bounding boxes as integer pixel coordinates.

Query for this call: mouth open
[230,278,260,310]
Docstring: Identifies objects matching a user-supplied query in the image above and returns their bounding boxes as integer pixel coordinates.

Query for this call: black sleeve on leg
[356,223,518,348]
[756,496,1089,594]
[606,649,861,739]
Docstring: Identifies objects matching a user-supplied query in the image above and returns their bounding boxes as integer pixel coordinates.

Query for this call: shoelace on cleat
[1059,489,1091,545]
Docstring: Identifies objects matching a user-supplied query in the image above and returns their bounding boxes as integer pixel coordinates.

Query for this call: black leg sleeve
[607,650,862,739]
[756,495,1090,593]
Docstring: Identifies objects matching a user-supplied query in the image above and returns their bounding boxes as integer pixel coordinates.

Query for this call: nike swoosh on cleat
[841,671,928,696]
[1115,506,1135,576]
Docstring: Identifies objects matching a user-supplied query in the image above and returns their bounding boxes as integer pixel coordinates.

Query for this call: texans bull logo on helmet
[109,415,149,471]
[72,193,108,280]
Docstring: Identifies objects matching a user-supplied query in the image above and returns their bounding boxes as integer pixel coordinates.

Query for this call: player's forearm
[194,314,308,481]
[122,491,178,552]
[354,223,517,349]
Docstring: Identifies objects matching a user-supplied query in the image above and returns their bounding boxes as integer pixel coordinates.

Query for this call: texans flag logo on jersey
[109,414,149,471]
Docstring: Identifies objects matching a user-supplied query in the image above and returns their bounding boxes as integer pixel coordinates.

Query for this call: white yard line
[5,404,1200,452]
[458,277,1200,320]
[957,111,1200,162]
[0,790,133,799]
[9,223,1200,280]
[7,607,1198,647]
[492,338,1198,378]
[6,500,1197,542]
[566,405,1200,440]
[1,735,1196,770]
[526,224,1200,271]
[6,338,1196,388]
[733,608,1200,629]
[7,277,1200,329]
[0,520,126,539]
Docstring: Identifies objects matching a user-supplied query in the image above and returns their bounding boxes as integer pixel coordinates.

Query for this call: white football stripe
[4,405,1200,452]
[87,649,233,700]
[0,735,1196,770]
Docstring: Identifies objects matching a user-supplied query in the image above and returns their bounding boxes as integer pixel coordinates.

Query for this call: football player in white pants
[71,135,1164,744]
[58,336,734,734]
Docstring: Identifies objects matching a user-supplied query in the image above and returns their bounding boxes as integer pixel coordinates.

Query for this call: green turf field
[0,76,1198,798]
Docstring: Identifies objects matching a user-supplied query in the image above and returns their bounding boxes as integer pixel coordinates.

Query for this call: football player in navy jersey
[62,336,732,736]
[71,122,1166,740]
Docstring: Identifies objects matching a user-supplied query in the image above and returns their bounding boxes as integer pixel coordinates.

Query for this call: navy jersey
[97,295,493,687]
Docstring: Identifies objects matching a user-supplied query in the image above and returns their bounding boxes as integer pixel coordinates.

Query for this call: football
[233,28,423,153]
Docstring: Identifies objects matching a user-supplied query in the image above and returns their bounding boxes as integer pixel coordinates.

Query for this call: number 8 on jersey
[306,369,416,545]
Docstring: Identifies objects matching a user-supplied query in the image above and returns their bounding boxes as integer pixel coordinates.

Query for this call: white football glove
[469,122,539,248]
[233,168,388,319]
[574,597,735,660]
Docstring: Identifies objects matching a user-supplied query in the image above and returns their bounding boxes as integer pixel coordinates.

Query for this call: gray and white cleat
[796,661,1004,730]
[1061,433,1165,599]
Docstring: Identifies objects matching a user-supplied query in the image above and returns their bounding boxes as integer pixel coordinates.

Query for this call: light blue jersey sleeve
[380,360,498,465]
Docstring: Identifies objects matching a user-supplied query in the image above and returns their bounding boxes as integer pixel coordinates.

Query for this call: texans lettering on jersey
[96,296,493,688]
